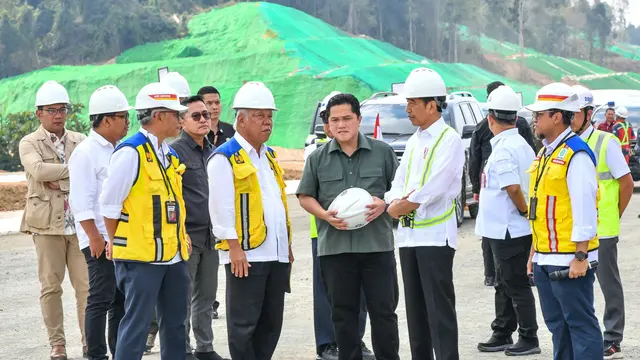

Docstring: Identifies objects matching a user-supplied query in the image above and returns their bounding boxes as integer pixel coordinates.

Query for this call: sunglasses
[190,111,211,122]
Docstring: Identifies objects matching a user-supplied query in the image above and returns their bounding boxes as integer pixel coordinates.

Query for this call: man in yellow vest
[571,85,633,359]
[611,106,635,164]
[207,81,293,360]
[525,82,602,359]
[100,82,192,360]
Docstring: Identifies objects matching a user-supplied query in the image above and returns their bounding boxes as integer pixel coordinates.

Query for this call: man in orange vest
[611,106,635,164]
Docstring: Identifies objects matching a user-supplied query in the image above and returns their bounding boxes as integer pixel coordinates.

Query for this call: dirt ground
[3,195,640,359]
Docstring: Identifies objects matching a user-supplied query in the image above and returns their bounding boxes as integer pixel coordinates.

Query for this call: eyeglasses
[111,113,130,120]
[190,111,211,122]
[43,107,68,116]
[532,110,558,120]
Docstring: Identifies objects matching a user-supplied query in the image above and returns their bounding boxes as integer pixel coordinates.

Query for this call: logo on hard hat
[537,94,568,102]
[149,94,178,101]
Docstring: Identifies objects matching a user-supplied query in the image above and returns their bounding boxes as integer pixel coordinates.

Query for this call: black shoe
[484,276,496,287]
[361,341,375,360]
[319,344,339,360]
[186,354,199,360]
[505,339,541,356]
[478,335,513,352]
[194,351,230,360]
[604,341,623,359]
[213,301,220,319]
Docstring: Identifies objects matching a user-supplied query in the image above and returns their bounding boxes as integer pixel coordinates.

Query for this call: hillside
[0,2,539,149]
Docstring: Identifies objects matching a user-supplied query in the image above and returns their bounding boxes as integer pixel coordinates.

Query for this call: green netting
[608,43,640,61]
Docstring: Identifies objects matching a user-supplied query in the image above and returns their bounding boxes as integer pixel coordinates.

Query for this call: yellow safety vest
[213,137,292,251]
[527,135,599,254]
[617,121,630,145]
[309,138,330,239]
[112,132,190,263]
[586,130,621,237]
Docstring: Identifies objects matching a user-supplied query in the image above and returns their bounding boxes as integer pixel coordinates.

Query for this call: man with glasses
[100,82,192,360]
[19,80,89,360]
[170,96,228,360]
[69,85,131,360]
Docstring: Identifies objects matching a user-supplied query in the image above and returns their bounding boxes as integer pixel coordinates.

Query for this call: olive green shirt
[296,133,399,256]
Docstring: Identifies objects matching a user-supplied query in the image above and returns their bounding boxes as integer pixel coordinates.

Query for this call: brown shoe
[50,345,67,360]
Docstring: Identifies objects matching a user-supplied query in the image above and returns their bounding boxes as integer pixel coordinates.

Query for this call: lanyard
[533,132,572,195]
[145,136,176,201]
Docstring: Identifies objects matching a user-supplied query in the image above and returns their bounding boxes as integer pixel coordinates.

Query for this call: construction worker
[207,82,293,360]
[475,85,540,356]
[68,85,130,360]
[386,67,464,360]
[469,81,535,287]
[525,82,603,359]
[198,86,235,148]
[303,91,375,360]
[19,80,89,360]
[571,85,633,359]
[99,82,192,360]
[597,107,616,133]
[169,95,229,360]
[611,106,635,164]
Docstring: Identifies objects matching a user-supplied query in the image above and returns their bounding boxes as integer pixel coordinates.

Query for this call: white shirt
[533,127,598,266]
[100,128,181,265]
[69,130,114,250]
[208,133,290,264]
[476,128,535,240]
[384,118,465,249]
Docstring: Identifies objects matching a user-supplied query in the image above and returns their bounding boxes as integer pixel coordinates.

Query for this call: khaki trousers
[33,234,89,347]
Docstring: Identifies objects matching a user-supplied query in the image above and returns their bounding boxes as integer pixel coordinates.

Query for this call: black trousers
[82,247,125,360]
[399,246,459,360]
[226,261,289,360]
[482,238,495,278]
[319,251,400,360]
[486,234,538,343]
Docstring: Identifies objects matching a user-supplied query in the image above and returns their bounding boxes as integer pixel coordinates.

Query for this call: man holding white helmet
[298,93,400,360]
[525,82,602,359]
[161,71,192,102]
[474,85,540,356]
[19,80,89,360]
[208,81,293,360]
[611,106,635,164]
[99,82,192,360]
[385,67,464,360]
[68,85,131,360]
[303,91,374,360]
[571,85,633,359]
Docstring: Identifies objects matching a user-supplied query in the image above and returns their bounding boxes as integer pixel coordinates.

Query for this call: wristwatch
[518,209,528,217]
[575,251,588,262]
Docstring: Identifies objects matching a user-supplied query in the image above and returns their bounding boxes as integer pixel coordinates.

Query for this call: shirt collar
[180,130,211,151]
[542,127,573,155]
[139,127,170,155]
[579,126,594,141]
[417,117,446,138]
[234,132,267,157]
[490,127,518,147]
[328,132,372,153]
[43,127,67,144]
[89,129,115,149]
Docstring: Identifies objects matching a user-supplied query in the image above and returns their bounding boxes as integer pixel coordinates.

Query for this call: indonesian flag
[373,113,384,141]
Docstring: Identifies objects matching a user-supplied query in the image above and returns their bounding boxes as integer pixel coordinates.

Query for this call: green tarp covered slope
[1,2,537,148]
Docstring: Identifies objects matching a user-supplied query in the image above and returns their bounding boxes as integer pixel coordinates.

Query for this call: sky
[602,0,640,26]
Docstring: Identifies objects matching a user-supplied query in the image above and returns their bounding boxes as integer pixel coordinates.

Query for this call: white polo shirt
[475,128,535,240]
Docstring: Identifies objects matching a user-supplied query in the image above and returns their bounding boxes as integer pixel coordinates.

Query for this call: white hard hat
[486,85,521,112]
[616,106,629,118]
[160,72,191,97]
[327,187,374,230]
[402,67,447,99]
[89,85,133,115]
[232,81,278,111]
[35,80,70,107]
[320,91,342,113]
[135,82,188,112]
[571,85,594,109]
[526,83,580,113]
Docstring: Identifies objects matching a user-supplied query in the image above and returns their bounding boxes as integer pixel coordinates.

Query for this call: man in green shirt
[297,93,400,360]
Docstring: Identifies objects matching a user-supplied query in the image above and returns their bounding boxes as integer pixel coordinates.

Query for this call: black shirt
[469,116,536,194]
[170,131,214,248]
[206,120,235,148]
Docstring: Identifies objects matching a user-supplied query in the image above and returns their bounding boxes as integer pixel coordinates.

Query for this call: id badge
[528,197,537,220]
[166,201,178,224]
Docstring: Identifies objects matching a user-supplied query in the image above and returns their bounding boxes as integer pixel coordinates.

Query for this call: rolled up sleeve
[207,154,238,240]
[493,148,520,189]
[68,149,97,222]
[99,147,137,220]
[566,151,598,243]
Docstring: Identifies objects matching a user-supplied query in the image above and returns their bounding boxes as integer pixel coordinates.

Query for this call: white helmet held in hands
[526,83,580,113]
[160,72,191,98]
[35,80,70,107]
[486,85,521,112]
[328,187,374,230]
[233,81,278,111]
[615,106,629,118]
[135,82,188,112]
[571,85,594,110]
[89,85,133,115]
[320,91,342,113]
[402,67,447,99]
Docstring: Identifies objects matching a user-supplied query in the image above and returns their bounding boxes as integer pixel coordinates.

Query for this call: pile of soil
[0,182,27,212]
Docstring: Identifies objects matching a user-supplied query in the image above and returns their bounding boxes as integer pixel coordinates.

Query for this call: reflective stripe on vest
[403,126,455,228]
[586,130,621,237]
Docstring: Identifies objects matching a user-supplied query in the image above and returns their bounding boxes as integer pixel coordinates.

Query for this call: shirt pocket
[318,171,344,203]
[359,167,385,195]
[25,193,52,230]
[183,162,204,184]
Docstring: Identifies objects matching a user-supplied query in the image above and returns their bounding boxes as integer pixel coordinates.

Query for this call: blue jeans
[312,238,367,353]
[534,264,603,360]
[114,261,190,360]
